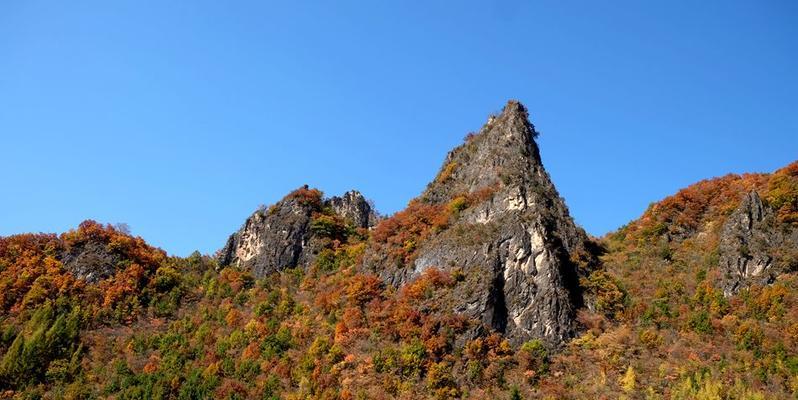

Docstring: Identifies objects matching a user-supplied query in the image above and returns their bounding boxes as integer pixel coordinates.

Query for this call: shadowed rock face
[218,188,376,277]
[719,191,798,296]
[61,240,126,283]
[365,101,599,346]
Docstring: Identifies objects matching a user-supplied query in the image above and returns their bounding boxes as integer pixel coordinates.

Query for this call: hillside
[542,160,798,398]
[0,102,796,399]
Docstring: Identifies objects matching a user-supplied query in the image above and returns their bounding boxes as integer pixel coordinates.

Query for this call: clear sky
[1,1,796,256]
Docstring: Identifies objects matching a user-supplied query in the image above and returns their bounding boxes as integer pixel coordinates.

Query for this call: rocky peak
[218,187,376,277]
[366,100,599,347]
[422,100,542,206]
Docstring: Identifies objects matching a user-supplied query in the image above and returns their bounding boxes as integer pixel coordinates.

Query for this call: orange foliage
[286,186,323,208]
[372,200,450,263]
[389,302,424,339]
[400,268,456,300]
[767,161,798,224]
[372,186,498,265]
[215,379,248,399]
[464,333,513,361]
[242,341,261,360]
[0,220,167,322]
[345,274,383,306]
[335,306,368,343]
[226,308,242,326]
[142,355,161,374]
[219,268,254,292]
[437,161,458,183]
[466,185,499,205]
[0,233,75,314]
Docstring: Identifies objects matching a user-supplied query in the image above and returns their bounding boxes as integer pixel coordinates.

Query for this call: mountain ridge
[0,102,796,398]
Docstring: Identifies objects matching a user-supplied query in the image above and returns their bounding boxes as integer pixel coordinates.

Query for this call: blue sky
[1,1,796,256]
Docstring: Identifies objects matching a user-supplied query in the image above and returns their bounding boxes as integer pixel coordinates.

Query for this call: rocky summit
[218,187,376,277]
[363,100,600,346]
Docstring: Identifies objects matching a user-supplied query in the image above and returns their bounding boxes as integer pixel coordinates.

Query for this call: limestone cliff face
[218,188,376,277]
[719,191,798,296]
[365,101,599,346]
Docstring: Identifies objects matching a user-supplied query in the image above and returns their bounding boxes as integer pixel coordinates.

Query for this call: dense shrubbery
[768,162,798,224]
[286,186,324,209]
[0,222,206,396]
[0,220,174,324]
[371,200,450,265]
[621,161,798,248]
[0,303,82,388]
[558,162,798,399]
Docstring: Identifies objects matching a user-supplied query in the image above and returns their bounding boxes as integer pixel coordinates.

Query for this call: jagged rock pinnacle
[419,100,545,206]
[365,100,599,347]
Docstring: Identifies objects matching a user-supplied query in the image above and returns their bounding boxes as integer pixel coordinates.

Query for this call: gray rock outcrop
[719,191,798,295]
[219,187,376,277]
[61,240,127,283]
[329,191,378,229]
[365,101,599,346]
